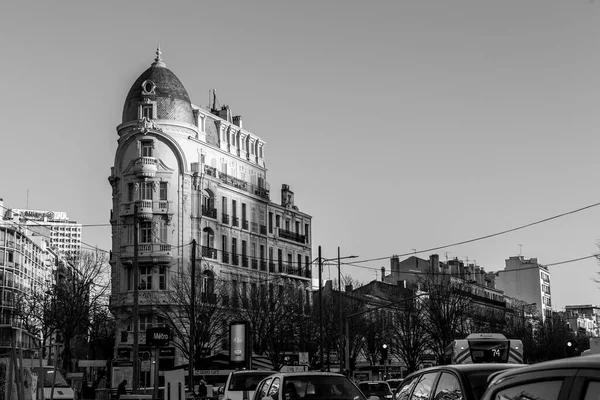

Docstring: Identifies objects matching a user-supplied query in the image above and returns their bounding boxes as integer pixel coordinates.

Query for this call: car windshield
[32,368,69,388]
[230,372,274,391]
[282,375,365,400]
[358,383,390,394]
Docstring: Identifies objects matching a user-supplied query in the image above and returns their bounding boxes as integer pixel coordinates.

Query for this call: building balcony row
[121,200,173,221]
[120,243,173,265]
[132,157,159,178]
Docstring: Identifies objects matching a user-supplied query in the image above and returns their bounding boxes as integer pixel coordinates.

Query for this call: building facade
[563,305,600,337]
[108,50,312,368]
[495,256,552,322]
[2,206,82,259]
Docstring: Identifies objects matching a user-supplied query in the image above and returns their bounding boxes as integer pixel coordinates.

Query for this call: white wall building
[108,49,313,369]
[495,256,552,322]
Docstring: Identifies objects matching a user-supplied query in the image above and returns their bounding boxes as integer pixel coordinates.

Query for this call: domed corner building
[108,49,313,378]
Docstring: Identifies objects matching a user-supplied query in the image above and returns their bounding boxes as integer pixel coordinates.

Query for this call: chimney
[391,255,400,276]
[381,267,386,281]
[232,115,242,128]
[281,184,294,208]
[345,284,353,292]
[430,254,440,273]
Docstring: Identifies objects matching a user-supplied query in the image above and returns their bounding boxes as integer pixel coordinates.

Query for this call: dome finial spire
[152,44,166,67]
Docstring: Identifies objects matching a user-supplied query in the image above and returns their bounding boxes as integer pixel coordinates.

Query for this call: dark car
[358,381,393,400]
[394,363,524,400]
[252,371,378,400]
[482,354,600,400]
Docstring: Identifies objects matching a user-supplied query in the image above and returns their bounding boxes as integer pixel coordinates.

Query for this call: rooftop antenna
[518,244,523,256]
[444,252,451,262]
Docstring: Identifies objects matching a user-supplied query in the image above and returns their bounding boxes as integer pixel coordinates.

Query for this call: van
[223,370,276,400]
[32,366,76,400]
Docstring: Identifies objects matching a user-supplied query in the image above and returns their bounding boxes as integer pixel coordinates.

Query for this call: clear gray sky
[2,0,600,309]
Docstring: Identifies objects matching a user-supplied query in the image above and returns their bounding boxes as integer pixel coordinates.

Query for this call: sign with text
[146,327,171,347]
[229,321,249,366]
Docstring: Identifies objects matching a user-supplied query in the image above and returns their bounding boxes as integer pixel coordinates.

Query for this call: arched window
[201,189,216,218]
[202,228,216,258]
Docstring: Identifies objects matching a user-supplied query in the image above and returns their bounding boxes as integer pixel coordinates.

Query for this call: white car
[224,370,276,400]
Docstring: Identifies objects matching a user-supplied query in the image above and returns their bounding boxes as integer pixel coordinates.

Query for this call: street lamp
[317,247,358,372]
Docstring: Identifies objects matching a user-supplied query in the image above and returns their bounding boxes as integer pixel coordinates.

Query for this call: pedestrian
[198,379,208,398]
[117,379,127,400]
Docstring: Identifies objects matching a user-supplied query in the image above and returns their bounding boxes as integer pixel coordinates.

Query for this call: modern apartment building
[2,205,82,259]
[495,256,552,322]
[108,49,312,368]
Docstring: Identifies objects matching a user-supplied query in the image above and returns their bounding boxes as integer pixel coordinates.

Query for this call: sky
[1,0,600,310]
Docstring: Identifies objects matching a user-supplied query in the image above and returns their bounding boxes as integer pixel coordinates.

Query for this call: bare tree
[227,272,307,371]
[418,271,473,363]
[150,264,228,366]
[51,250,110,371]
[388,289,430,374]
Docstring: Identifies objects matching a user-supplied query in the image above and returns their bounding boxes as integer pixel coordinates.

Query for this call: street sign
[146,327,171,347]
[298,352,309,366]
[141,360,151,372]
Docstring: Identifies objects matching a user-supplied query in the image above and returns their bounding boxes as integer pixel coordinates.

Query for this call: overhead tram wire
[344,200,600,265]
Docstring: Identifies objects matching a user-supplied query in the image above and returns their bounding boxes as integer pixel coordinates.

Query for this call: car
[357,381,393,400]
[385,379,404,391]
[394,363,525,400]
[252,371,379,400]
[482,354,600,400]
[223,370,277,400]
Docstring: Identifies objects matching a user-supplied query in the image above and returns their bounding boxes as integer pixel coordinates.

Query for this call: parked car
[482,354,600,400]
[385,379,404,391]
[224,370,277,400]
[357,381,393,400]
[252,371,378,400]
[394,363,524,400]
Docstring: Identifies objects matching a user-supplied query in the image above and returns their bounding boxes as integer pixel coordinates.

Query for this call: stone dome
[122,49,194,125]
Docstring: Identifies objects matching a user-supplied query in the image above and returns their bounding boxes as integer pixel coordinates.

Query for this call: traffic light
[566,340,574,357]
[381,344,388,364]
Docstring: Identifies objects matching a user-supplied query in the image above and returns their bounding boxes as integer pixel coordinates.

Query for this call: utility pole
[133,204,140,393]
[338,247,343,373]
[318,246,323,370]
[189,239,196,394]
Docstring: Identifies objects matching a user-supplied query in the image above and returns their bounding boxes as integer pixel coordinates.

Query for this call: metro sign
[146,327,171,347]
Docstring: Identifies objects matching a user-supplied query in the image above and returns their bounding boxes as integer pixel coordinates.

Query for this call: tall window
[278,249,283,271]
[232,280,239,307]
[159,182,167,201]
[141,140,153,157]
[232,238,237,256]
[141,182,152,200]
[242,240,247,257]
[128,183,135,201]
[232,200,237,218]
[296,221,300,234]
[139,315,153,331]
[268,212,273,233]
[305,223,309,241]
[297,254,302,272]
[142,105,153,120]
[260,245,265,260]
[251,242,256,259]
[222,196,227,214]
[285,219,290,231]
[203,228,215,249]
[140,222,152,243]
[242,203,247,220]
[159,266,166,290]
[139,266,152,290]
[158,219,167,243]
[276,215,280,228]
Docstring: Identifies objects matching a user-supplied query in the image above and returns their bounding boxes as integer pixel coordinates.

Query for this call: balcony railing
[120,243,172,264]
[232,255,239,266]
[222,213,230,224]
[242,220,249,230]
[132,157,158,178]
[277,228,306,244]
[251,259,258,269]
[201,206,217,219]
[232,217,239,227]
[222,252,229,264]
[242,257,249,268]
[204,165,217,177]
[217,171,270,200]
[201,246,217,259]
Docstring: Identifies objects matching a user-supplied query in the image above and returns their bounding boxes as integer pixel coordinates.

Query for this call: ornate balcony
[201,206,217,219]
[232,217,239,227]
[222,213,230,224]
[136,200,153,220]
[132,157,158,178]
[217,171,270,200]
[204,165,217,178]
[277,228,306,244]
[201,246,217,259]
[120,243,172,265]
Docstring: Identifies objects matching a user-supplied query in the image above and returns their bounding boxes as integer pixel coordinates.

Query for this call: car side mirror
[218,387,225,395]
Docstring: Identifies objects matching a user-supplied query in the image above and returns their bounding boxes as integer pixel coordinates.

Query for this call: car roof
[491,354,600,379]
[230,370,276,376]
[359,381,388,384]
[405,363,525,378]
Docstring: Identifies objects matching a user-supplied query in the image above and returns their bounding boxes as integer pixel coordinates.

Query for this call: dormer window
[142,104,153,119]
[141,140,153,157]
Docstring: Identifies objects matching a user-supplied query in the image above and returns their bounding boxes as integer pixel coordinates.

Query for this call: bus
[444,333,523,365]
